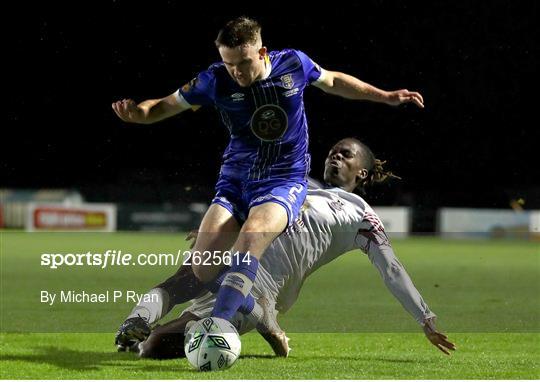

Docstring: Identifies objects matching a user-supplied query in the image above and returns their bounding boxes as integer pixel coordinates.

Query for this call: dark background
[4,1,539,217]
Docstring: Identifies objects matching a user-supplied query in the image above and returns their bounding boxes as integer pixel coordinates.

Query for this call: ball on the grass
[184,317,241,371]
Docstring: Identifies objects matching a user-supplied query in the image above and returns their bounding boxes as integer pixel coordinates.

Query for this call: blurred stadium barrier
[2,189,539,239]
[116,202,206,232]
[372,206,411,238]
[0,189,207,232]
[528,211,540,241]
[438,207,540,240]
[26,203,116,232]
[0,189,83,228]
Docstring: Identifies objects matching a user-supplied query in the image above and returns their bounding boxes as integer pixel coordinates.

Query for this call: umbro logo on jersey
[230,93,245,102]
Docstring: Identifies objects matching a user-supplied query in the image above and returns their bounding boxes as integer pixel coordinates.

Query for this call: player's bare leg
[191,203,240,283]
[115,204,239,350]
[210,202,288,345]
[233,202,288,257]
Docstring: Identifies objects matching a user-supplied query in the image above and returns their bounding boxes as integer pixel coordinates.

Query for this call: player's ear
[258,46,267,59]
[356,168,368,183]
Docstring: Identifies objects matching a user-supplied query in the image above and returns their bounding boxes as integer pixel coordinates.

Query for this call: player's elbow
[384,261,403,281]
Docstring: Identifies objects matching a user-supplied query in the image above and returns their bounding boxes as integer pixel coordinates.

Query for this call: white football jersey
[185,187,435,329]
[253,187,380,313]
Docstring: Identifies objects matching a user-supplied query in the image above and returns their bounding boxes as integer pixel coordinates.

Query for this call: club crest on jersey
[329,198,345,212]
[250,104,289,141]
[280,74,294,89]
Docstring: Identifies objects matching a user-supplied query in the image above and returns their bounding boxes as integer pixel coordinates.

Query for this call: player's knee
[236,222,279,252]
[191,263,214,284]
[241,209,287,240]
[241,215,268,233]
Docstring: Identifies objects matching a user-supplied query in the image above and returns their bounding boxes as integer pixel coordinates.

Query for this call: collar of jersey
[259,55,272,80]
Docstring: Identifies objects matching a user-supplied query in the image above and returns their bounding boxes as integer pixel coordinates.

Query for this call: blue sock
[211,253,259,321]
[206,266,256,315]
[205,267,255,314]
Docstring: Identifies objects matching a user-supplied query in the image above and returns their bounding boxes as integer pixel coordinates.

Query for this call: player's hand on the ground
[112,99,145,123]
[185,229,198,249]
[422,317,456,355]
[386,89,424,108]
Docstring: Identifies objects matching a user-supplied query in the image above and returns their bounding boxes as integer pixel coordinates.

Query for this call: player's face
[324,140,366,192]
[219,44,267,87]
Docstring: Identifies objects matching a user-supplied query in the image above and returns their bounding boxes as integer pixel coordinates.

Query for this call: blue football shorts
[211,174,307,227]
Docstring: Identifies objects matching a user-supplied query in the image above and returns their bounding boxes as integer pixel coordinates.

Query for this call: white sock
[126,288,170,324]
[246,301,264,325]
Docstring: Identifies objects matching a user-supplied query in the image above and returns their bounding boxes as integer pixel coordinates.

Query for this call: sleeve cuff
[313,68,328,85]
[173,90,192,108]
[419,313,437,326]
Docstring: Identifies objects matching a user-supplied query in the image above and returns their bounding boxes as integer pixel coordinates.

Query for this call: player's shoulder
[307,187,369,208]
[204,62,227,78]
[269,48,299,57]
[270,48,308,60]
[191,62,231,90]
[269,49,304,69]
[306,176,324,190]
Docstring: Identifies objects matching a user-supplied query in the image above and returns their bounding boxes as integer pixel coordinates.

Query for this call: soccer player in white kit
[122,138,455,358]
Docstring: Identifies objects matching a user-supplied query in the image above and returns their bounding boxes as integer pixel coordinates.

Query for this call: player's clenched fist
[112,99,145,123]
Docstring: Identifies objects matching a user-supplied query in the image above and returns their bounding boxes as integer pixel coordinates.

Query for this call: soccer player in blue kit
[112,17,424,328]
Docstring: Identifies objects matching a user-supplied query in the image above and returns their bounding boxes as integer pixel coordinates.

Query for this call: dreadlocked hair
[347,138,401,194]
[364,158,402,188]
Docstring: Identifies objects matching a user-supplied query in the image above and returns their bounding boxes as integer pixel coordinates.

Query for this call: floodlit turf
[1,232,539,378]
[1,333,538,379]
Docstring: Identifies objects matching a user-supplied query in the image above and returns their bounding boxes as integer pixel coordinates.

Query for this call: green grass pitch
[1,232,539,379]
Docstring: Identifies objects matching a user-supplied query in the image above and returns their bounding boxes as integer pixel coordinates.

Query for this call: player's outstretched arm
[112,92,193,124]
[358,229,455,354]
[314,70,424,108]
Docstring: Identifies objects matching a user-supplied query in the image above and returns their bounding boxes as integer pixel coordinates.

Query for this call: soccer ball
[184,317,241,371]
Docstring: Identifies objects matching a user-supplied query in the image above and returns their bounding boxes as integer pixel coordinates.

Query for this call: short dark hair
[215,17,262,48]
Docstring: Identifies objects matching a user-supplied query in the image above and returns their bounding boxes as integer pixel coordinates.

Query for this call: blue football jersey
[177,49,323,181]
